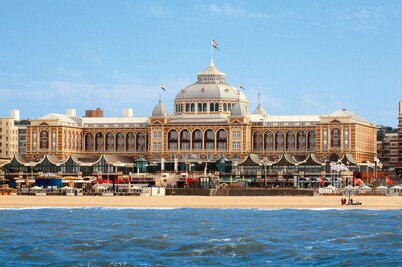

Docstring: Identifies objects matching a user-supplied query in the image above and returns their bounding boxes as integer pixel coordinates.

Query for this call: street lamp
[260,159,269,188]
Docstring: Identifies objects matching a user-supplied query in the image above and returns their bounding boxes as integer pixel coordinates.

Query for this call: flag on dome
[212,39,220,51]
[160,83,166,91]
[239,83,246,90]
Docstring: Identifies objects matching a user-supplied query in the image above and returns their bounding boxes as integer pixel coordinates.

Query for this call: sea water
[0,208,401,266]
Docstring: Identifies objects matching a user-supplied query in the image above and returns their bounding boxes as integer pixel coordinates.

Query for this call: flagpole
[210,37,213,60]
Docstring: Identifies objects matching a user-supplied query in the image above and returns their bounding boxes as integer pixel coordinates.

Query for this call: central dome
[174,59,248,115]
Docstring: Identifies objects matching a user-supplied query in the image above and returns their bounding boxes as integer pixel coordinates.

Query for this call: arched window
[168,130,178,150]
[198,103,202,112]
[210,103,214,112]
[286,131,295,150]
[253,131,263,150]
[223,103,227,111]
[228,103,232,111]
[95,132,104,151]
[40,130,49,149]
[85,133,94,151]
[180,130,190,150]
[217,129,227,150]
[275,131,284,150]
[203,103,207,112]
[137,132,146,151]
[297,131,306,150]
[265,131,274,150]
[106,132,114,151]
[215,103,219,111]
[116,132,124,152]
[186,103,190,112]
[190,103,195,112]
[192,129,202,150]
[308,131,316,150]
[331,128,341,148]
[204,129,215,150]
[126,132,135,151]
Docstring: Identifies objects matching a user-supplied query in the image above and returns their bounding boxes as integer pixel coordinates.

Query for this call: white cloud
[148,3,173,18]
[336,6,385,31]
[197,3,268,19]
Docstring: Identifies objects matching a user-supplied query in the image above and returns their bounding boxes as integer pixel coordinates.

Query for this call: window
[331,128,341,148]
[232,142,241,150]
[40,130,49,149]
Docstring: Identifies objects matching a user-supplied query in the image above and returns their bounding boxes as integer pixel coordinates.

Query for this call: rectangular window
[232,142,240,149]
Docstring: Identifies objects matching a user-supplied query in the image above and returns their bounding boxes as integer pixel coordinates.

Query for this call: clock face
[209,77,214,82]
[203,77,208,82]
[216,77,220,82]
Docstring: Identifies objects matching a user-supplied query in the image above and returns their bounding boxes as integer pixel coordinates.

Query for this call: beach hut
[374,185,388,194]
[389,185,402,195]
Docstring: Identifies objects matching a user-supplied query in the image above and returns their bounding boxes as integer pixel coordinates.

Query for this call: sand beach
[1,195,402,210]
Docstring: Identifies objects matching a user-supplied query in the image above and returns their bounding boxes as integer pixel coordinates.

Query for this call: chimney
[123,108,133,117]
[85,108,104,117]
[66,109,76,116]
[10,109,20,121]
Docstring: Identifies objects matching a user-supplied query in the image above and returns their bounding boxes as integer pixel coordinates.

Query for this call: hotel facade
[19,59,377,173]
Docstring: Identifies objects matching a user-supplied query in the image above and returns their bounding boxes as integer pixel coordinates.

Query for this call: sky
[0,0,402,127]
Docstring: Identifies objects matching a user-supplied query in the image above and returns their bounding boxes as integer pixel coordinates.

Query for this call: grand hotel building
[23,59,376,171]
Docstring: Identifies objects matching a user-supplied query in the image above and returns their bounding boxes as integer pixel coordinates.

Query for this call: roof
[152,100,168,117]
[340,153,357,165]
[253,104,267,115]
[82,117,148,125]
[272,154,298,166]
[326,109,373,125]
[238,154,261,166]
[38,113,81,126]
[197,58,225,76]
[299,154,323,166]
[175,59,248,102]
[231,102,248,116]
[175,82,248,101]
[169,114,228,124]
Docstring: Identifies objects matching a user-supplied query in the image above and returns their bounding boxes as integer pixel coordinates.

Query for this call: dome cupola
[152,99,168,117]
[174,59,248,116]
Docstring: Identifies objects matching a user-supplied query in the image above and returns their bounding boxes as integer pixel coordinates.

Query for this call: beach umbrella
[31,186,42,190]
[60,186,73,190]
[40,172,59,178]
[375,185,388,190]
[325,185,338,191]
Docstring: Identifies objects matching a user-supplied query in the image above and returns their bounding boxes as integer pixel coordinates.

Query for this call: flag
[212,39,220,50]
[354,179,361,186]
[386,176,393,185]
[319,175,325,186]
[160,83,166,91]
[238,83,246,90]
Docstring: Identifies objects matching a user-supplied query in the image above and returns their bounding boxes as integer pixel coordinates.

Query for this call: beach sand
[1,195,402,209]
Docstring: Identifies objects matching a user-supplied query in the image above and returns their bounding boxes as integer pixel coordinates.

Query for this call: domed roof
[231,102,248,116]
[253,104,267,115]
[152,100,168,117]
[174,59,248,102]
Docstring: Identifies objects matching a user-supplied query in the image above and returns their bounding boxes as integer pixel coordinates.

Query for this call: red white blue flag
[212,39,220,50]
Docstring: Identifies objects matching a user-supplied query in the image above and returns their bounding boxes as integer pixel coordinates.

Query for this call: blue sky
[1,1,401,127]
